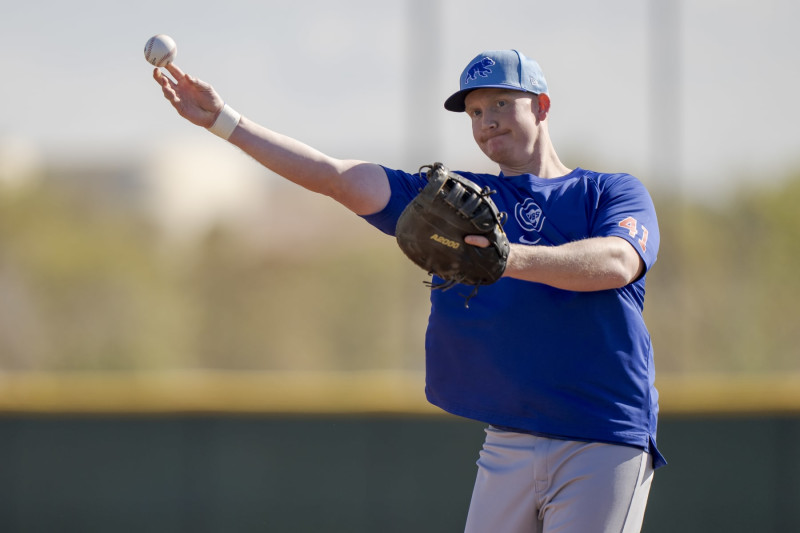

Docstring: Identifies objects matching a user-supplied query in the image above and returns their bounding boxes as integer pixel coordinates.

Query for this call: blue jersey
[362,166,665,468]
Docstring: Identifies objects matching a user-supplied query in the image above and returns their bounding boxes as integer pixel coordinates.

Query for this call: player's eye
[496,100,506,108]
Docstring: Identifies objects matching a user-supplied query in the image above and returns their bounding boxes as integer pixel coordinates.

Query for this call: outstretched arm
[466,235,644,291]
[153,63,390,216]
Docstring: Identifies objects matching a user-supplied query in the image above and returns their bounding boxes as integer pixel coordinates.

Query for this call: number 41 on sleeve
[618,216,649,253]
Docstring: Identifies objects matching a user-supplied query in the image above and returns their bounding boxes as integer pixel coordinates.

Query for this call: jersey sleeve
[592,174,660,271]
[359,166,426,236]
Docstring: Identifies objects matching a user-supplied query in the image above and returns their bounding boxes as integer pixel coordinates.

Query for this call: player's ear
[536,93,551,118]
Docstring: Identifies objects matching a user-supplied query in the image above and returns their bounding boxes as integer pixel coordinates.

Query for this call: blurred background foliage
[648,176,800,375]
[1,165,799,376]
[0,168,429,373]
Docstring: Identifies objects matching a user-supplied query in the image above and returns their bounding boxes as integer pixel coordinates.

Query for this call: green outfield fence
[1,372,799,532]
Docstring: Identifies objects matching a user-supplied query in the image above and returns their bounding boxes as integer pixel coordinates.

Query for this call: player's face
[464,89,542,172]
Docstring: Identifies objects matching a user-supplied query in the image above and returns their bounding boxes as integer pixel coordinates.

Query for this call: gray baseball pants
[464,426,653,533]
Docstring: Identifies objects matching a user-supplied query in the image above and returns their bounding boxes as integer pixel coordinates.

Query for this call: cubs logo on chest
[514,198,546,244]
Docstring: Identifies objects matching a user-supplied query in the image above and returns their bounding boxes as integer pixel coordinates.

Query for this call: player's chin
[482,147,513,167]
[480,139,512,163]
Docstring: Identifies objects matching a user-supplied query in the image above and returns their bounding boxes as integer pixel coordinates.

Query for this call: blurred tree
[0,181,192,370]
[183,224,428,371]
[645,172,800,374]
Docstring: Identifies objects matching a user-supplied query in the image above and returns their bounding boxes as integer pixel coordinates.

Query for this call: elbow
[307,160,359,202]
[324,161,391,215]
[607,268,636,289]
[608,242,645,288]
[578,266,636,292]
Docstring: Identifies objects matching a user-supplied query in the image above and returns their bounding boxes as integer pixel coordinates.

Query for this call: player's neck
[499,138,571,179]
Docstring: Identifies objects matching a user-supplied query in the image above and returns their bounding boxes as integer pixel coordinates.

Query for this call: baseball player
[153,48,663,533]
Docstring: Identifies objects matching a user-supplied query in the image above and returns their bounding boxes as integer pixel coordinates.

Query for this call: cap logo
[464,57,496,84]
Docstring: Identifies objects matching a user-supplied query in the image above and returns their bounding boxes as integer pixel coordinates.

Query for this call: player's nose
[480,111,497,130]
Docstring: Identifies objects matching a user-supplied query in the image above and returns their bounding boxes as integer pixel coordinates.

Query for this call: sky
[1,0,799,203]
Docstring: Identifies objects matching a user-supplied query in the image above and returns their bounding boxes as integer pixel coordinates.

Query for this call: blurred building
[0,137,44,192]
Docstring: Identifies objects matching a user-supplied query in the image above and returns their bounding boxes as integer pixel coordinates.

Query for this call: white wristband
[208,104,241,140]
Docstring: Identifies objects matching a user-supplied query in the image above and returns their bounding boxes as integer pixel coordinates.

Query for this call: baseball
[144,34,177,67]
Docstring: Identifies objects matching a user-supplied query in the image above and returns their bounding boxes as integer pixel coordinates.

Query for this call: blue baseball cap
[444,49,549,112]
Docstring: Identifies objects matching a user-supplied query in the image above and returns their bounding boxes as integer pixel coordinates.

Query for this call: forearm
[228,116,390,215]
[503,236,644,291]
[230,117,343,194]
[154,64,391,215]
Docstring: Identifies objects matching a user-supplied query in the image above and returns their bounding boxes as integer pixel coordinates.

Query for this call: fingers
[149,62,220,126]
[152,63,187,91]
[465,235,491,248]
[152,67,174,90]
[165,62,185,80]
[160,62,213,95]
[153,68,180,108]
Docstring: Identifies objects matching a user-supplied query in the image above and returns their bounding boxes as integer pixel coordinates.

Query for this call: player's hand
[153,63,224,128]
[464,235,490,248]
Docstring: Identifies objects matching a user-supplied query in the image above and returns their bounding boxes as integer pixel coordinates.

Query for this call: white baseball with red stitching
[144,34,177,67]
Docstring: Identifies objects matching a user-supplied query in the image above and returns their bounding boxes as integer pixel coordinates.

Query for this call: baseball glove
[395,162,510,302]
